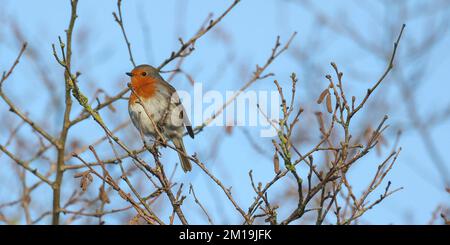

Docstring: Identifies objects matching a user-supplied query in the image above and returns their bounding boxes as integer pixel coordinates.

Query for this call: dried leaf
[225,125,233,135]
[314,112,325,133]
[74,170,90,178]
[364,126,373,143]
[99,186,110,204]
[375,142,382,156]
[80,172,93,192]
[379,135,388,146]
[326,94,333,113]
[129,215,141,225]
[317,89,329,104]
[70,139,81,151]
[273,152,280,174]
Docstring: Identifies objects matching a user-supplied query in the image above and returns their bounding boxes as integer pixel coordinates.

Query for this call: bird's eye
[141,72,147,76]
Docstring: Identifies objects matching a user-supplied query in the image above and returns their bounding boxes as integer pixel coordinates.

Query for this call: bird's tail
[172,138,192,173]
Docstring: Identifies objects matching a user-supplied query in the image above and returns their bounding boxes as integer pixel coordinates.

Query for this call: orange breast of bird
[129,77,158,104]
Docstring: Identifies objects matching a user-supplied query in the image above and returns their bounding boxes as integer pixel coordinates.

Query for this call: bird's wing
[158,79,195,139]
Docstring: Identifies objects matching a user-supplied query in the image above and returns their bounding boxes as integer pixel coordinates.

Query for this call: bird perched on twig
[127,64,194,172]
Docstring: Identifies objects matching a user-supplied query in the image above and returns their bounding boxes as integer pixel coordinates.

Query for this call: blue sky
[1,0,449,224]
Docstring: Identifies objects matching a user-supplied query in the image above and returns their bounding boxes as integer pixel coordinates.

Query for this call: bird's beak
[126,72,133,77]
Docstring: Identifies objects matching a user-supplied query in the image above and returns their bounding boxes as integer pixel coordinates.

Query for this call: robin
[126,64,194,172]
